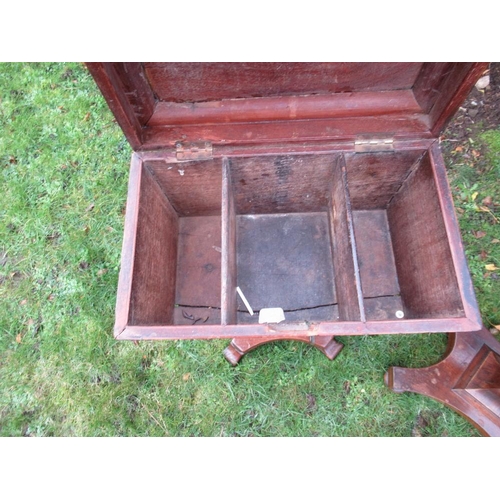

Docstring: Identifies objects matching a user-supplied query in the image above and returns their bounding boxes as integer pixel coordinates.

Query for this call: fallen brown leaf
[478,206,498,222]
[85,203,95,212]
[306,393,317,413]
[479,250,488,261]
[20,299,27,306]
[16,333,22,344]
[473,230,487,239]
[182,373,191,381]
[492,239,500,244]
[482,196,493,206]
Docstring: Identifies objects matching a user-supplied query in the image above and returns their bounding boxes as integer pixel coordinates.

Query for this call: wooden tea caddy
[87,63,500,434]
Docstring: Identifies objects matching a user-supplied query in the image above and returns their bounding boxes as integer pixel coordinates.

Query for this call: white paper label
[258,308,285,324]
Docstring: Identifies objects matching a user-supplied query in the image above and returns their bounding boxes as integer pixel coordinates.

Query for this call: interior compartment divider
[221,157,238,325]
[329,154,366,322]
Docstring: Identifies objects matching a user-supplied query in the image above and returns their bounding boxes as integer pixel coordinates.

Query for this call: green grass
[445,130,500,329]
[1,62,498,436]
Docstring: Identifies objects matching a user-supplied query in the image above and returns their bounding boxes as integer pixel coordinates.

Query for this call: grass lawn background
[1,62,499,437]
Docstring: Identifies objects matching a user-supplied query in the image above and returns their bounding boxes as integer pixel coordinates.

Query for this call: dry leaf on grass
[479,250,488,261]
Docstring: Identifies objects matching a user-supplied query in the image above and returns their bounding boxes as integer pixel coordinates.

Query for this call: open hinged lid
[87,63,488,153]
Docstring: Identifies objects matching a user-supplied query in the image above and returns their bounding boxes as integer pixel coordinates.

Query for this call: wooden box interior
[86,62,486,339]
[127,148,471,335]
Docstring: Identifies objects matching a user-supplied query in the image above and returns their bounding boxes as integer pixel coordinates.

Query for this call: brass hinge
[354,136,394,153]
[175,141,213,161]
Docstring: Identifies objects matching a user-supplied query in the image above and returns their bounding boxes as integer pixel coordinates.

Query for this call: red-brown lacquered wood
[385,326,500,437]
[175,216,221,311]
[128,164,179,326]
[136,138,435,164]
[148,90,421,126]
[428,142,481,326]
[221,158,237,325]
[387,151,465,320]
[346,150,425,210]
[116,317,482,340]
[230,154,334,214]
[86,63,146,150]
[109,63,156,126]
[352,210,400,299]
[429,63,489,136]
[174,307,221,326]
[141,114,432,149]
[412,63,456,114]
[114,140,482,341]
[223,335,344,366]
[143,63,424,102]
[114,153,143,336]
[330,155,365,322]
[88,63,487,150]
[145,158,222,216]
[208,137,435,158]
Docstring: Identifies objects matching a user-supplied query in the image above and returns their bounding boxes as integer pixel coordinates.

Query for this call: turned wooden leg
[385,326,500,436]
[223,335,343,366]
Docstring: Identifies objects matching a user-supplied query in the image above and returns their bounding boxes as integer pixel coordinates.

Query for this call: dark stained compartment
[129,159,223,326]
[126,150,467,334]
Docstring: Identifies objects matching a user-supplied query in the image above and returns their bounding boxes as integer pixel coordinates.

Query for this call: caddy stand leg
[385,326,500,436]
[223,335,343,366]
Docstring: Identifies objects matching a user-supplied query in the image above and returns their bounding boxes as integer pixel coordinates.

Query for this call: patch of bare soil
[442,63,500,149]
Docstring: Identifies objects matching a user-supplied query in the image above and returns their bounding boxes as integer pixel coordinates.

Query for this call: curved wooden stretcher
[224,335,344,366]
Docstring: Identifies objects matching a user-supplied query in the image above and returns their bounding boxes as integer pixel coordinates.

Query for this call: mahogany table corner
[385,326,500,437]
